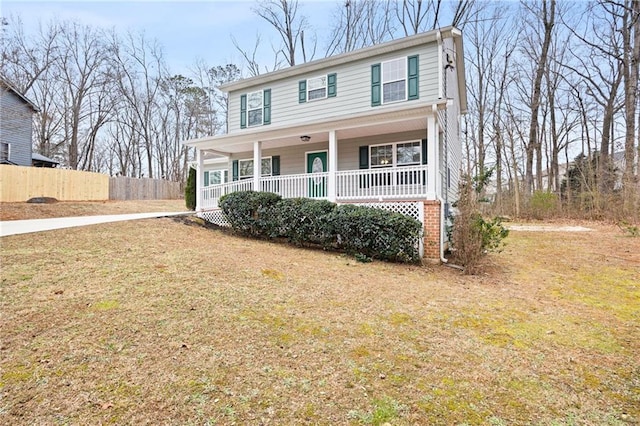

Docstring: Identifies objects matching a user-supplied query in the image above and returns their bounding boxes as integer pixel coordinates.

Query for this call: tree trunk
[525,0,555,196]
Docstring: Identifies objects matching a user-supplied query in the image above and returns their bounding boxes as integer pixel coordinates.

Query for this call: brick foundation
[423,200,441,260]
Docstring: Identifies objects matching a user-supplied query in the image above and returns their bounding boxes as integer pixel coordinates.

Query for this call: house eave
[183,99,447,152]
[219,26,461,93]
[0,76,40,112]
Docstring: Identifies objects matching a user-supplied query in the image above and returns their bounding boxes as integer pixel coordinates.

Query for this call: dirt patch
[0,199,187,221]
[1,218,638,424]
[507,224,593,232]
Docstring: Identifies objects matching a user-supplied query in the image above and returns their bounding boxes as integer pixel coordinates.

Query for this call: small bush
[185,167,196,210]
[529,191,558,219]
[219,191,422,263]
[451,172,509,274]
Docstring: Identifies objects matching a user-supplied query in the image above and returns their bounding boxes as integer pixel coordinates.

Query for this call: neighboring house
[0,77,57,168]
[183,27,467,260]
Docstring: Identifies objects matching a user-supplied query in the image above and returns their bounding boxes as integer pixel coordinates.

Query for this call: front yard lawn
[1,217,638,424]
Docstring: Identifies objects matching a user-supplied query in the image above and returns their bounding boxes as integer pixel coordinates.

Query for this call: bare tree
[56,21,112,170]
[326,0,394,56]
[110,30,166,178]
[521,0,556,196]
[395,0,475,36]
[252,0,315,66]
[619,0,639,206]
[232,34,283,77]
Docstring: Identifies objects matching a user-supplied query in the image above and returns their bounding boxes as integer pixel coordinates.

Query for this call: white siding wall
[227,44,440,133]
[438,36,463,208]
[0,88,33,166]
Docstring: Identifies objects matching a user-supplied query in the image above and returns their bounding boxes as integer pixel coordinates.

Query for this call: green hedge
[219,190,281,236]
[219,191,422,263]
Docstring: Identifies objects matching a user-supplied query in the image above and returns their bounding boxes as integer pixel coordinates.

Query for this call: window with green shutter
[298,80,306,103]
[241,89,271,127]
[240,94,247,128]
[263,89,271,125]
[408,55,419,100]
[327,73,337,97]
[300,74,337,103]
[371,63,381,106]
[373,56,420,105]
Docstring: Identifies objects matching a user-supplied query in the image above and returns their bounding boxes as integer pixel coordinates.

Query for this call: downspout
[440,33,450,264]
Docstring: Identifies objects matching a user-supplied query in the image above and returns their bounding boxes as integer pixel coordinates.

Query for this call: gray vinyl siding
[0,88,33,166]
[228,130,427,176]
[227,43,440,133]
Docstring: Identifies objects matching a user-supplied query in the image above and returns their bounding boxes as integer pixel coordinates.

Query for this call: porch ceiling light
[300,135,311,142]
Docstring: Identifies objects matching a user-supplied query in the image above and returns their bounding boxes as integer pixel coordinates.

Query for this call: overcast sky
[2,0,336,75]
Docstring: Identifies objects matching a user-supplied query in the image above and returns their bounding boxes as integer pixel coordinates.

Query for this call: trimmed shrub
[262,197,336,245]
[185,167,196,210]
[219,190,282,236]
[329,205,422,263]
[219,191,423,263]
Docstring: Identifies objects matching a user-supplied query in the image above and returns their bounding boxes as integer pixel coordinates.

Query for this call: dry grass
[1,215,638,425]
[0,200,187,221]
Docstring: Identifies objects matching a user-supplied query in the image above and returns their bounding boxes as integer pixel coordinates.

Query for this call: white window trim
[307,75,327,101]
[369,140,421,168]
[247,90,263,127]
[239,156,272,179]
[381,57,407,105]
[0,142,10,162]
[207,169,228,186]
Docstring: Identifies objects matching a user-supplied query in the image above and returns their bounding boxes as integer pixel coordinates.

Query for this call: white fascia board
[219,26,458,93]
[183,99,448,151]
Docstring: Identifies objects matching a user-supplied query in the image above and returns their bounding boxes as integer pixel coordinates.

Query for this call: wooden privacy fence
[109,176,182,200]
[1,164,108,202]
[0,165,183,202]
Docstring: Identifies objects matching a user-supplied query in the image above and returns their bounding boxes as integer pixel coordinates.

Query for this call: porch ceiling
[183,100,445,155]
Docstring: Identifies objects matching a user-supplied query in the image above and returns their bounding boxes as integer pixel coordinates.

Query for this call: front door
[306,151,327,198]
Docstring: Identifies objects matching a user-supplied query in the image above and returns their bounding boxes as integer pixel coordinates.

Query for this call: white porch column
[253,141,262,191]
[427,107,439,198]
[328,130,337,202]
[196,148,203,211]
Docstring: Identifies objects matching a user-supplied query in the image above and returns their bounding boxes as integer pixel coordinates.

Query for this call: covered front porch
[187,101,447,212]
[201,164,430,210]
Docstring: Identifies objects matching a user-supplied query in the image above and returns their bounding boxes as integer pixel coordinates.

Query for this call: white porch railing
[336,165,428,200]
[201,179,253,209]
[260,172,329,199]
[199,165,429,209]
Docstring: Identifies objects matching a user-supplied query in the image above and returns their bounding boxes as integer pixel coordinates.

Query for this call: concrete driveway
[0,211,191,237]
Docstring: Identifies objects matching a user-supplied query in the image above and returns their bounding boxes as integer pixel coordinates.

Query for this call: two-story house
[183,26,466,261]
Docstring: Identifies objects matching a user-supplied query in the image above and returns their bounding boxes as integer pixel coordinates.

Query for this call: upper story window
[240,89,271,129]
[382,58,407,103]
[247,91,263,127]
[370,141,421,168]
[371,55,419,107]
[308,76,327,100]
[299,73,337,103]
